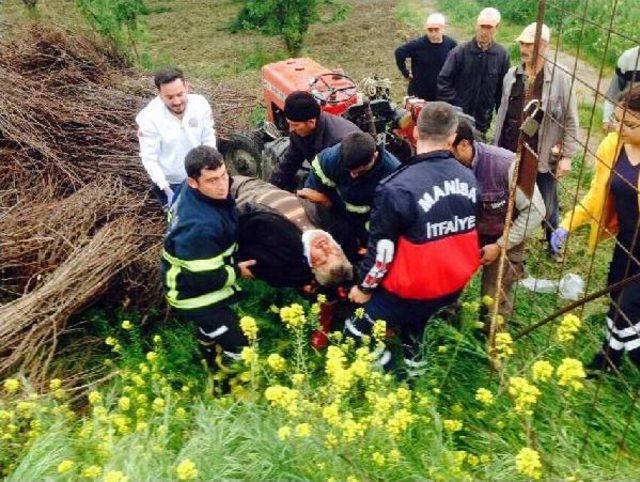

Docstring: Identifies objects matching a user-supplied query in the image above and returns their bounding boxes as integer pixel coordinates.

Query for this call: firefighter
[136,68,217,208]
[297,131,401,259]
[268,90,361,191]
[450,119,545,322]
[347,102,481,375]
[162,146,255,371]
[230,175,353,289]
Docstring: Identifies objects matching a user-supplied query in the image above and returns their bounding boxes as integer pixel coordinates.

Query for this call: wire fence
[490,0,640,470]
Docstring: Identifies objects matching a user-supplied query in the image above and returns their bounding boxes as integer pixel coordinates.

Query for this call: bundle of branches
[0,26,257,195]
[0,178,149,299]
[0,217,152,383]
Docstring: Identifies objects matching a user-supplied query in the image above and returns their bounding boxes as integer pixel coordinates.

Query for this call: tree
[75,0,152,62]
[232,0,347,57]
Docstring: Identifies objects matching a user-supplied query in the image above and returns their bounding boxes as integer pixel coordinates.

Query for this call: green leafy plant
[75,0,153,62]
[231,0,349,57]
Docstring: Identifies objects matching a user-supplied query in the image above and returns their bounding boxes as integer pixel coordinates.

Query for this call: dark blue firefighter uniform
[346,150,481,374]
[305,144,400,254]
[161,182,247,366]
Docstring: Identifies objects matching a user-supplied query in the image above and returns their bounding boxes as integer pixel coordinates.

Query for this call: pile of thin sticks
[0,26,253,381]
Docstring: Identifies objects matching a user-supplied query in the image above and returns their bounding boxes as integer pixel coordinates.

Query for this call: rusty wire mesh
[487,0,640,470]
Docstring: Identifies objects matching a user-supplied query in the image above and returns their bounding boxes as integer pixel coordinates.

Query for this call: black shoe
[586,351,622,378]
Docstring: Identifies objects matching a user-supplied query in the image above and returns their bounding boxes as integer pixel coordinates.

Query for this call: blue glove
[550,228,568,254]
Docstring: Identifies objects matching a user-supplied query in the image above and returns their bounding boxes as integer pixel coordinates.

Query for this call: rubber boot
[586,345,623,378]
[311,301,336,350]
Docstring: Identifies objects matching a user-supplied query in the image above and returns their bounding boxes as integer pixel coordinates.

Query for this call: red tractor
[223,57,475,180]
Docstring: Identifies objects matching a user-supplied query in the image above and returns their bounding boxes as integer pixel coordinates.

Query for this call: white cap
[425,13,446,27]
[477,7,501,26]
[516,22,551,43]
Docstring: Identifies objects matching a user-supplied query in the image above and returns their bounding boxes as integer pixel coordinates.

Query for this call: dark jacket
[437,39,510,132]
[269,112,361,190]
[161,183,241,314]
[305,143,400,235]
[395,35,457,101]
[358,150,480,300]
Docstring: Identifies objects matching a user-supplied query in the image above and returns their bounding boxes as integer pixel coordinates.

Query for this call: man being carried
[137,68,217,207]
[268,91,360,191]
[451,119,545,321]
[231,176,353,289]
[298,132,400,258]
[347,102,480,374]
[437,7,509,135]
[395,12,457,101]
[493,23,578,257]
[162,146,254,371]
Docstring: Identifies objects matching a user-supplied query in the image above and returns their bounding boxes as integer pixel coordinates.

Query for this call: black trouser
[344,287,459,375]
[176,303,248,371]
[599,248,640,367]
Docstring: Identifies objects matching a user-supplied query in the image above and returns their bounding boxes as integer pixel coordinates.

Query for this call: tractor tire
[225,133,264,178]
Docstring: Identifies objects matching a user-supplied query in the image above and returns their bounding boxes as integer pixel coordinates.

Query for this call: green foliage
[231,0,349,56]
[470,0,639,68]
[75,0,153,62]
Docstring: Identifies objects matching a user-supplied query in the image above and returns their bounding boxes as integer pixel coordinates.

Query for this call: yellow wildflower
[443,419,463,432]
[267,353,286,372]
[131,374,145,387]
[136,393,148,405]
[532,360,554,382]
[153,335,162,344]
[3,378,20,393]
[49,378,62,390]
[241,346,258,364]
[175,407,187,420]
[118,396,131,411]
[389,449,401,462]
[556,358,586,391]
[121,319,133,330]
[467,454,479,467]
[88,391,102,405]
[57,460,75,474]
[317,294,327,304]
[372,451,386,466]
[103,470,128,482]
[136,421,148,432]
[475,388,494,406]
[176,458,199,480]
[325,433,338,448]
[372,319,387,342]
[322,403,341,426]
[482,295,494,307]
[291,373,305,385]
[295,423,312,437]
[515,447,542,479]
[152,397,166,413]
[438,345,448,353]
[557,314,581,343]
[346,476,359,482]
[105,336,117,346]
[277,426,292,440]
[387,409,415,437]
[279,303,307,329]
[81,465,102,478]
[146,351,158,363]
[495,332,514,358]
[508,377,541,415]
[239,316,259,342]
[354,307,365,319]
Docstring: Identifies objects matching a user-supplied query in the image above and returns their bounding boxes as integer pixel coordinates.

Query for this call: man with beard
[136,68,217,207]
[231,176,353,290]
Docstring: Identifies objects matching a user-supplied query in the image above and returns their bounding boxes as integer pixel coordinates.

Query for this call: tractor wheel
[225,133,264,178]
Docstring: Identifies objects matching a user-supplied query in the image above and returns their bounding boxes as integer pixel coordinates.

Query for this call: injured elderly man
[231,176,353,289]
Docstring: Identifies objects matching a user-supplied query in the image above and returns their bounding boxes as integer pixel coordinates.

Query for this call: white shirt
[136,93,217,190]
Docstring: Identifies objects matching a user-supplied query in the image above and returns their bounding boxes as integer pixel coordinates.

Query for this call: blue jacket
[359,150,480,300]
[306,144,400,231]
[161,183,240,314]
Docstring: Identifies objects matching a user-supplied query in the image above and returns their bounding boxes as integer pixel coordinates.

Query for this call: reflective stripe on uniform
[344,201,370,214]
[167,285,238,310]
[311,156,336,187]
[162,243,237,272]
[165,255,239,310]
